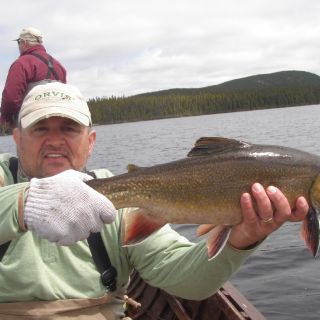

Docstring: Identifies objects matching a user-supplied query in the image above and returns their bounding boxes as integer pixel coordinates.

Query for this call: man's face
[13,117,96,178]
[17,39,26,54]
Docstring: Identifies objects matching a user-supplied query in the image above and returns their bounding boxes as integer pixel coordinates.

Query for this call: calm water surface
[1,105,320,319]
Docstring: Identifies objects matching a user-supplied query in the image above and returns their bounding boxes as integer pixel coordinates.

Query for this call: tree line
[88,85,320,125]
[1,85,319,135]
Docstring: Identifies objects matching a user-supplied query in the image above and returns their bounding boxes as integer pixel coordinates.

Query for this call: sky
[1,0,319,99]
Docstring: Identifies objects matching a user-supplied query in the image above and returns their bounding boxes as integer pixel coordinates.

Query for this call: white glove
[24,169,116,245]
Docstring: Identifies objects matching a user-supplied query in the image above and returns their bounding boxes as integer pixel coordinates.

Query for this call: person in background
[0,27,66,128]
[0,82,309,319]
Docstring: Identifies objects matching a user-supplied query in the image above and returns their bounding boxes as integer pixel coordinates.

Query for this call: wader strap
[87,233,117,292]
[29,52,60,80]
[85,170,118,292]
[9,157,18,183]
[0,241,10,262]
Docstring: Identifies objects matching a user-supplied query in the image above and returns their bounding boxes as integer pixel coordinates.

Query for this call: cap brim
[20,106,91,128]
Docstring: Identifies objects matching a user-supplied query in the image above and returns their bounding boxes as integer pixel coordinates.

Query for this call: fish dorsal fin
[127,164,142,173]
[187,137,250,157]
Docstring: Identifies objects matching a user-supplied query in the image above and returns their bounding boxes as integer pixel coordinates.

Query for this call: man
[0,82,309,319]
[0,27,66,128]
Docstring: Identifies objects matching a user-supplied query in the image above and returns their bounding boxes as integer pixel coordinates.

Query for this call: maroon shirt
[0,45,67,125]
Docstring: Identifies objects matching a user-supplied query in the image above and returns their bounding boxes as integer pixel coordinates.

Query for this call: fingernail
[241,193,251,203]
[267,186,277,194]
[252,183,263,192]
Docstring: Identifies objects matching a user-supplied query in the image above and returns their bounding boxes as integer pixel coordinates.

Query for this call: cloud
[1,0,319,99]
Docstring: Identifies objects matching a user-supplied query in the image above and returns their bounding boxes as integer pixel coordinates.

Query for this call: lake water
[1,104,320,319]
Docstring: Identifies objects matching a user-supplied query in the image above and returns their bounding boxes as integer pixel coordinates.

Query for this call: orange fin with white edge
[300,207,320,257]
[206,226,231,261]
[197,224,216,236]
[122,208,167,246]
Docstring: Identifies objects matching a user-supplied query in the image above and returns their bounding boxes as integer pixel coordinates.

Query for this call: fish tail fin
[300,207,320,257]
[206,226,231,261]
[122,208,167,246]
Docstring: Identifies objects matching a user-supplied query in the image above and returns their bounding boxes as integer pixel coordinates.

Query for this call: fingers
[247,183,307,224]
[235,183,308,249]
[289,196,309,222]
[251,183,275,223]
[240,192,257,224]
[241,183,292,225]
[96,192,117,223]
[265,185,291,224]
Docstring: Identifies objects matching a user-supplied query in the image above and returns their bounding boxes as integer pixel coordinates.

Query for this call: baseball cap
[18,81,92,128]
[15,27,43,43]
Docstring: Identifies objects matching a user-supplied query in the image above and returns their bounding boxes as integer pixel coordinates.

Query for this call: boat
[125,271,266,320]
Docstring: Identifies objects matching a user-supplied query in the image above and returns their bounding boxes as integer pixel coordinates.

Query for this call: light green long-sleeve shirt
[0,153,257,303]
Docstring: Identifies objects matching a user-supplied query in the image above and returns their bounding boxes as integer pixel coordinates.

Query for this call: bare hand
[228,183,309,250]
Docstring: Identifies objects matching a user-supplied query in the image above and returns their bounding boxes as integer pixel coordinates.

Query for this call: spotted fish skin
[87,137,320,258]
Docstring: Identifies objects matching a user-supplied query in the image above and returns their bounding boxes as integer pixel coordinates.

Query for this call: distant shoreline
[1,101,318,137]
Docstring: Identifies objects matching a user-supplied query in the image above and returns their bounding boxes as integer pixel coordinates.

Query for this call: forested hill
[88,70,320,125]
[140,70,320,95]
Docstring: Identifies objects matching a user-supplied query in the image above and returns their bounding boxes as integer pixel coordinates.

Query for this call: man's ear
[12,128,20,146]
[88,130,96,156]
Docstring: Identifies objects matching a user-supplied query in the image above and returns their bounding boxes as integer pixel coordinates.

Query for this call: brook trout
[87,137,320,259]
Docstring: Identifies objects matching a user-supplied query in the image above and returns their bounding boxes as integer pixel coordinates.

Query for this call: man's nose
[44,129,66,145]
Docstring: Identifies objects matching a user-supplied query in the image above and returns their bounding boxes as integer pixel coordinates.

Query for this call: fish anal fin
[197,224,216,236]
[122,208,166,246]
[206,226,231,261]
[187,137,250,157]
[300,207,320,257]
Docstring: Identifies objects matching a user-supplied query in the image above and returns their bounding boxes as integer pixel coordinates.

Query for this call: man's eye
[33,126,47,132]
[64,126,77,132]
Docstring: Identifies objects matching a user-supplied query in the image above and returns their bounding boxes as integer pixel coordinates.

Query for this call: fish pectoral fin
[300,207,320,257]
[122,208,166,246]
[206,226,231,261]
[197,224,216,236]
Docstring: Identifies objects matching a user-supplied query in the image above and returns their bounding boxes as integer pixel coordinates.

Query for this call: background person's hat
[15,27,43,43]
[18,81,92,128]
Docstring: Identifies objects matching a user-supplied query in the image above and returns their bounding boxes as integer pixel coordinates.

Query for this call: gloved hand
[24,169,117,245]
